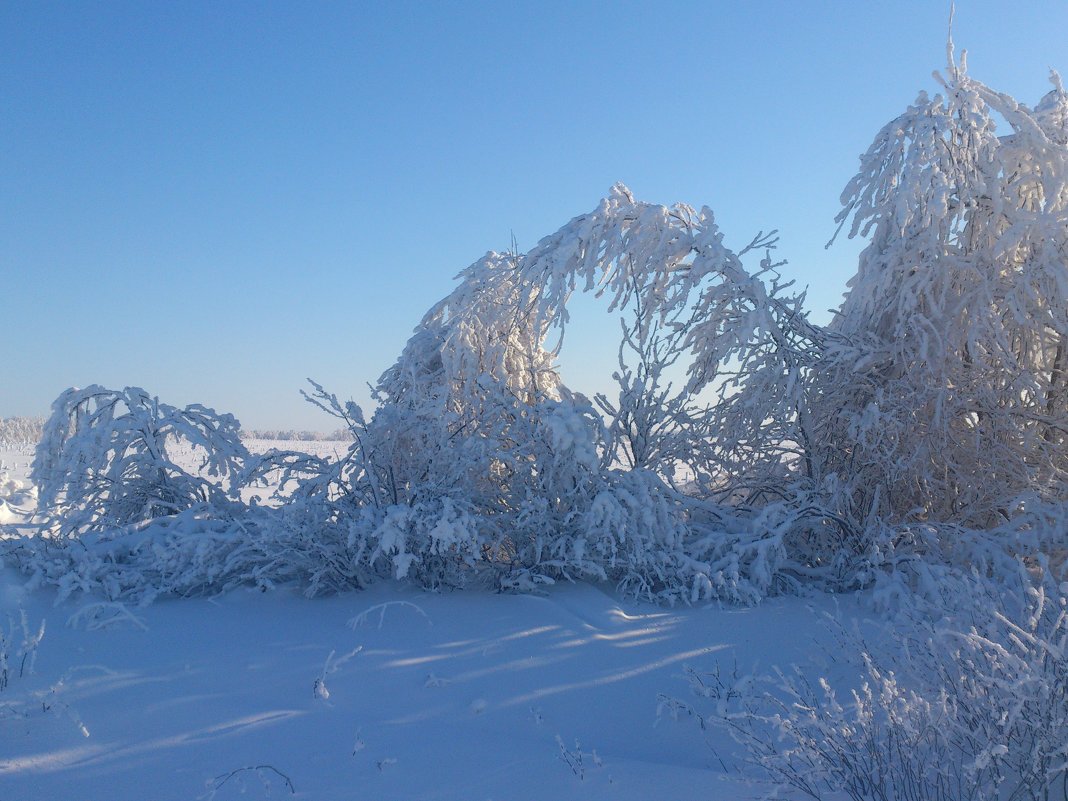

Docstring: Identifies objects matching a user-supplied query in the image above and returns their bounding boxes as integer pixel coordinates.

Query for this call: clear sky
[4,1,1067,430]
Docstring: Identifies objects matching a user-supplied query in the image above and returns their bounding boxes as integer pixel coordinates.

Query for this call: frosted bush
[31,386,250,537]
[663,567,1068,801]
[341,185,812,600]
[809,57,1068,532]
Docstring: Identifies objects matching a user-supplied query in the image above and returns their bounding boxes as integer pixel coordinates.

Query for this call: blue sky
[4,1,1068,430]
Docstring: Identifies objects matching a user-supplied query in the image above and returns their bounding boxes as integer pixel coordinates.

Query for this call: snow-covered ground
[0,443,862,801]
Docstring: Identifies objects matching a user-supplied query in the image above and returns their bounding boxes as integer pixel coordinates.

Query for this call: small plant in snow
[1,619,96,739]
[313,646,362,702]
[0,609,44,695]
[423,672,449,688]
[201,765,295,800]
[67,601,148,632]
[555,734,603,781]
[348,600,431,630]
[44,664,128,739]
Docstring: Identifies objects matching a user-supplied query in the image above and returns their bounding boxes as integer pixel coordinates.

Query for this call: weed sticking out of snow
[313,646,362,702]
[0,612,97,740]
[200,765,295,800]
[555,734,605,782]
[423,672,449,688]
[0,608,43,695]
[67,601,148,632]
[348,600,432,629]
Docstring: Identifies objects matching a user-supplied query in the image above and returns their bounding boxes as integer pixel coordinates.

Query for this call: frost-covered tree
[593,226,819,503]
[332,184,811,601]
[32,386,249,536]
[812,51,1068,532]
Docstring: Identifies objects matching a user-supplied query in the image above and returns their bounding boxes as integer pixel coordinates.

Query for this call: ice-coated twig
[348,601,431,630]
[555,735,603,781]
[67,602,148,632]
[314,646,362,701]
[201,765,295,800]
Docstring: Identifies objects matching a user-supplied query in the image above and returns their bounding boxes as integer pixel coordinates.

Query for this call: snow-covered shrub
[192,186,808,603]
[932,572,1068,801]
[664,657,990,801]
[664,567,1068,801]
[7,509,293,603]
[339,185,813,601]
[240,379,488,593]
[695,54,1068,593]
[0,468,37,526]
[32,385,250,536]
[810,56,1068,532]
[583,470,790,604]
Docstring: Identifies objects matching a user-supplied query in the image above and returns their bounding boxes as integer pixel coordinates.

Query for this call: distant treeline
[1,417,351,447]
[239,429,353,442]
[0,417,45,446]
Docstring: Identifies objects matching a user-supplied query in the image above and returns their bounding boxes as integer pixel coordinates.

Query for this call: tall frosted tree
[812,49,1068,528]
